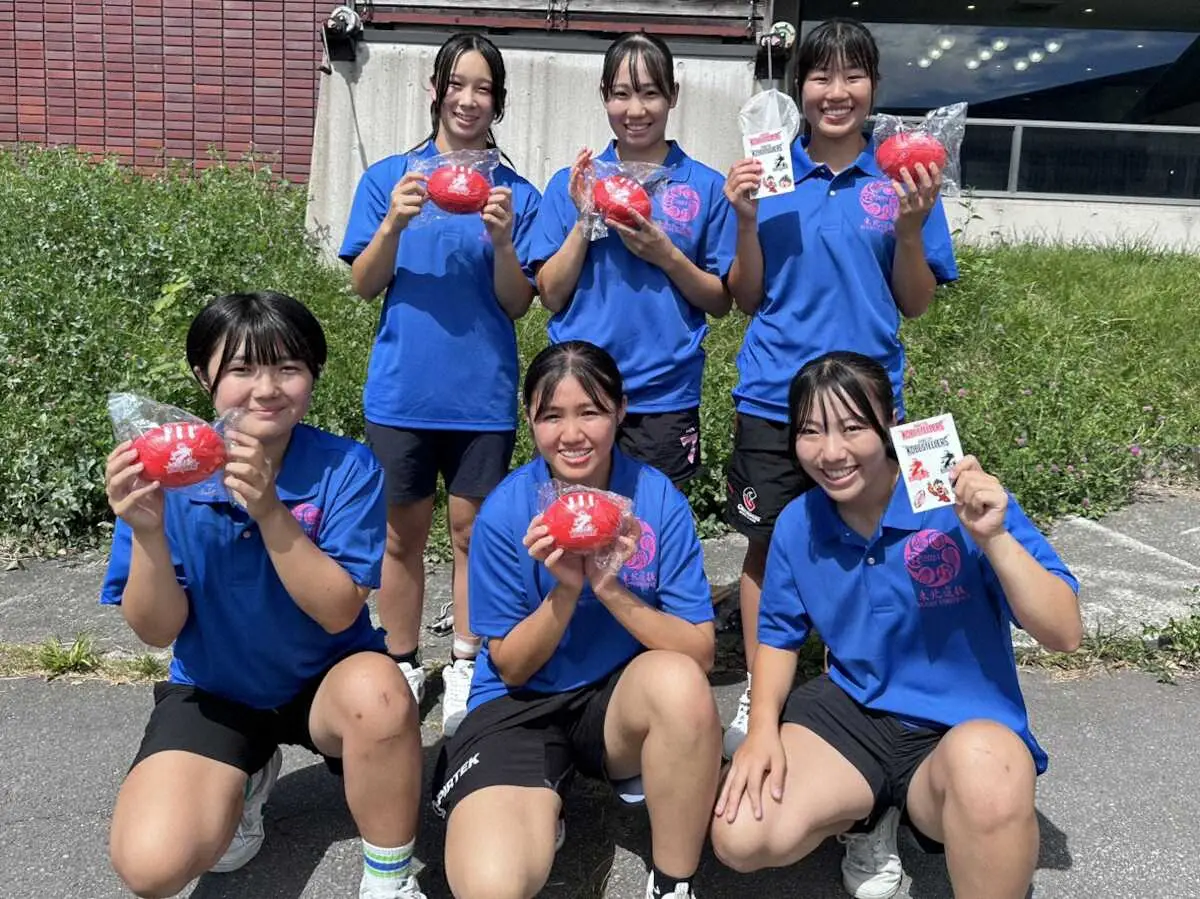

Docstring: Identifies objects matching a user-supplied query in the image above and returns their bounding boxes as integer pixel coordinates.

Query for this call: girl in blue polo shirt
[339,32,542,735]
[719,23,960,877]
[530,32,734,486]
[101,292,426,899]
[432,341,720,899]
[710,351,1082,899]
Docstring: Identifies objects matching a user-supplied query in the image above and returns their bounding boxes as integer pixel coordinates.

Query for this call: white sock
[360,838,413,897]
[452,635,481,660]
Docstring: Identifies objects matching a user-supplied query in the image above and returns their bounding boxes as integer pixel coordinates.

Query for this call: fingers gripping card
[890,414,963,512]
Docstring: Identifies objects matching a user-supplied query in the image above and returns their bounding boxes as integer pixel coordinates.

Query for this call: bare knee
[640,651,720,733]
[110,824,208,898]
[445,832,553,899]
[332,655,419,744]
[711,814,814,874]
[938,720,1036,832]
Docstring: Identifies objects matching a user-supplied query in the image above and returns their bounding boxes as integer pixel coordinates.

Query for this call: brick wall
[0,0,323,181]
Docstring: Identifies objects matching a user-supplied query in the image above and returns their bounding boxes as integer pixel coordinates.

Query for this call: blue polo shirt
[339,141,542,431]
[528,141,734,413]
[467,448,713,710]
[729,137,958,422]
[100,424,388,710]
[759,478,1079,773]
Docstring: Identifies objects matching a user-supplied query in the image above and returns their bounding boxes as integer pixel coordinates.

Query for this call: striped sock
[360,838,413,897]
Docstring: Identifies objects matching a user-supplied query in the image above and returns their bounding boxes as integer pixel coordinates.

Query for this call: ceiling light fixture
[1046,40,1063,53]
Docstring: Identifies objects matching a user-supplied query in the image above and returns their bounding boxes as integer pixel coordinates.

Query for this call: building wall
[0,0,323,180]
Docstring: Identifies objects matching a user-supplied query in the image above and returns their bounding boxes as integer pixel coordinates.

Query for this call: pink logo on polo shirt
[859,180,898,234]
[622,519,658,589]
[903,528,969,608]
[291,502,323,539]
[662,184,702,224]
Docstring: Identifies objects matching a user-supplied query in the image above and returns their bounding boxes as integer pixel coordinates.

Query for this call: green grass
[1,146,1198,556]
[34,633,100,677]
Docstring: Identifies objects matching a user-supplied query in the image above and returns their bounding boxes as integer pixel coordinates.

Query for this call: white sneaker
[361,873,428,899]
[440,658,474,737]
[722,685,751,758]
[398,660,427,704]
[839,807,904,899]
[210,748,283,873]
[427,600,454,637]
[644,874,698,898]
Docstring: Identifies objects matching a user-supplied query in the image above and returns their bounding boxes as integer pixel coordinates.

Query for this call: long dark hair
[186,291,326,396]
[523,341,624,421]
[787,351,896,469]
[601,32,678,103]
[419,32,508,152]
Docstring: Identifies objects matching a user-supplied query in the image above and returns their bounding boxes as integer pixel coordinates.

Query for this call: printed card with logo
[742,129,796,199]
[890,414,964,512]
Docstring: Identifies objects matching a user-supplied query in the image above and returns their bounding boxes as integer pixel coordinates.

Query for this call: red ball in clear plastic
[594,176,652,227]
[876,133,947,182]
[541,490,625,552]
[426,165,491,214]
[133,422,227,488]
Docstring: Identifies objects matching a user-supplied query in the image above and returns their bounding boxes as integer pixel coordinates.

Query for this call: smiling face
[793,385,894,510]
[202,338,313,446]
[437,49,497,147]
[603,52,676,156]
[800,59,873,143]
[530,373,625,489]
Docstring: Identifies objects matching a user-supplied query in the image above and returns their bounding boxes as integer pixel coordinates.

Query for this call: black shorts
[364,421,515,505]
[724,413,812,542]
[129,652,387,777]
[431,666,625,818]
[617,407,701,486]
[782,674,946,853]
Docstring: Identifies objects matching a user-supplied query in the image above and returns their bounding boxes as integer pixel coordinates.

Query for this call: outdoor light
[938,36,956,50]
[319,4,364,71]
[992,39,1009,52]
[929,48,943,59]
[979,48,993,60]
[1046,40,1063,53]
[1029,50,1045,62]
[966,59,980,69]
[1014,59,1030,71]
[918,57,932,68]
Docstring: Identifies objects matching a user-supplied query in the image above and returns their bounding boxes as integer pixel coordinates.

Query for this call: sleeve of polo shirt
[338,159,401,266]
[651,486,714,625]
[314,460,387,590]
[525,168,574,269]
[511,179,544,283]
[701,182,736,279]
[468,498,530,640]
[979,495,1080,628]
[921,198,959,284]
[99,518,186,605]
[757,521,813,651]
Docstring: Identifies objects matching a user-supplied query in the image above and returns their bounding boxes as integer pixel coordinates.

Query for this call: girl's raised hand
[386,171,429,232]
[523,514,586,594]
[104,441,164,534]
[568,148,595,214]
[724,158,762,222]
[950,454,1009,543]
[223,430,284,523]
[482,186,515,247]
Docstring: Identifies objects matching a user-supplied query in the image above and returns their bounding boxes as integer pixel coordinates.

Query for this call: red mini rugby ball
[133,422,227,489]
[426,165,491,214]
[876,133,947,182]
[594,176,652,227]
[542,490,625,553]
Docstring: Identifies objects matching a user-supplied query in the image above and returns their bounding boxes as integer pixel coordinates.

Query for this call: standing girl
[339,33,542,735]
[433,341,722,899]
[531,32,733,487]
[711,351,1082,899]
[102,292,427,899]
